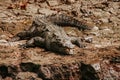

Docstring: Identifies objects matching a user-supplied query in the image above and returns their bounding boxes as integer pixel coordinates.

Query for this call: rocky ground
[0,0,120,80]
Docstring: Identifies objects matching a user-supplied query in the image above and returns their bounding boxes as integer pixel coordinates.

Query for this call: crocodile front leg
[21,37,45,48]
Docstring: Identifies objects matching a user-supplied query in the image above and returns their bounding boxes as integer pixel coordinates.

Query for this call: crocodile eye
[63,41,75,48]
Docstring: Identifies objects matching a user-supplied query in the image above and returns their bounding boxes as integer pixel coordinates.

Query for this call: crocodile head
[62,40,75,54]
[50,39,75,55]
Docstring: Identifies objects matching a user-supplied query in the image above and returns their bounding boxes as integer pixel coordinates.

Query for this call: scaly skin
[11,14,90,54]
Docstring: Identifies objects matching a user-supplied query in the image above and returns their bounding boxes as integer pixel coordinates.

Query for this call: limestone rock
[46,0,60,7]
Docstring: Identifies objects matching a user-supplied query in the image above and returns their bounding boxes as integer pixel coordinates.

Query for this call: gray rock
[26,4,40,14]
[46,0,60,7]
[99,18,109,23]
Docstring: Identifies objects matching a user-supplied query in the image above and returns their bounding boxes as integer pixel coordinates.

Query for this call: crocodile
[10,13,90,54]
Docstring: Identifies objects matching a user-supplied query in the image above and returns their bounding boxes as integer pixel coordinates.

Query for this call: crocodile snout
[65,48,75,55]
[63,40,75,48]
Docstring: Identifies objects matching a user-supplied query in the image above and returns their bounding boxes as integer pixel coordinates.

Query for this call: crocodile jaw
[65,48,75,55]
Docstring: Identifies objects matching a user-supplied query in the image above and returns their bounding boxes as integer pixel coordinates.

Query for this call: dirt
[0,0,120,80]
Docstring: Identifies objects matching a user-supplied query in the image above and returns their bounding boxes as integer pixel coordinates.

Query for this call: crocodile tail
[49,14,91,31]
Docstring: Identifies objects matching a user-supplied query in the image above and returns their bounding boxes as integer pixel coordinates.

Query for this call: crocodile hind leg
[21,37,45,48]
[10,24,37,42]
